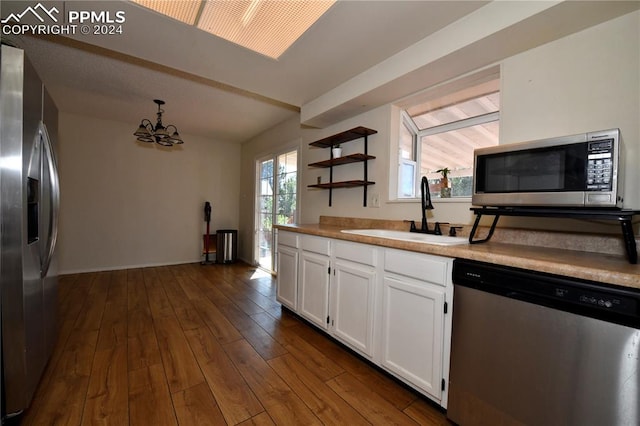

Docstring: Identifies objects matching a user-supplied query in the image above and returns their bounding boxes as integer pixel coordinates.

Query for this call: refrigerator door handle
[40,121,60,278]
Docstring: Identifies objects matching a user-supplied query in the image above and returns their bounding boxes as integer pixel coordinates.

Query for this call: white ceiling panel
[2,0,637,143]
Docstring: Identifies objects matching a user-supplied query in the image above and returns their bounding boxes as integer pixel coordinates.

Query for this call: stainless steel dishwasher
[448,259,640,426]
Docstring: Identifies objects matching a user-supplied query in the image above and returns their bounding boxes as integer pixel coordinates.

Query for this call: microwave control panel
[586,138,614,191]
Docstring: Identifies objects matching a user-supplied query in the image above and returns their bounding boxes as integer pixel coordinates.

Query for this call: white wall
[240,11,639,263]
[57,112,241,273]
[501,10,639,209]
[297,10,640,227]
[54,9,639,272]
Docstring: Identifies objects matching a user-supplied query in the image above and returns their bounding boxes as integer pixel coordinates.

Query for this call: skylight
[131,0,336,59]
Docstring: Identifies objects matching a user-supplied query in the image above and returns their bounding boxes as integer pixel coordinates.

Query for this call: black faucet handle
[403,220,418,232]
[434,222,448,236]
[449,226,463,237]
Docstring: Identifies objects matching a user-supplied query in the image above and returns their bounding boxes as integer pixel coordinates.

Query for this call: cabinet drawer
[384,249,450,286]
[334,240,376,266]
[300,235,331,256]
[278,230,298,248]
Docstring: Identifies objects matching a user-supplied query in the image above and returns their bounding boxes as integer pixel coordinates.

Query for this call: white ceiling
[3,1,638,143]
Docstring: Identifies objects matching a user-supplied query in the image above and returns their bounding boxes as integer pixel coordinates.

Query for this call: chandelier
[134,99,184,146]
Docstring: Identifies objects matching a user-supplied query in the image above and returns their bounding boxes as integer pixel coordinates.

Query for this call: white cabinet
[275,231,298,311]
[380,248,453,405]
[274,231,453,408]
[381,275,445,399]
[331,241,377,358]
[299,235,331,330]
[297,237,377,358]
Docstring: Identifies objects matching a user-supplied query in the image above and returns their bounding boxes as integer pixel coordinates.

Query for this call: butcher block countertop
[275,216,640,290]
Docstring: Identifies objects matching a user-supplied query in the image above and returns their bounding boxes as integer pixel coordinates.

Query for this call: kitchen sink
[340,229,468,246]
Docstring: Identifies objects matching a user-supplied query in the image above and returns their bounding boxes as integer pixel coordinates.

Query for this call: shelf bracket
[363,134,369,207]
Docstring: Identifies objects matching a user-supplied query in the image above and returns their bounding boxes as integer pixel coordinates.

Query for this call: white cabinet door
[276,244,298,311]
[331,260,376,357]
[299,250,330,330]
[381,275,445,400]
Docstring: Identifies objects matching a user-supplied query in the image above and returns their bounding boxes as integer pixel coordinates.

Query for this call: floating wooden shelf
[308,153,376,168]
[309,126,378,148]
[308,180,375,189]
[308,126,377,207]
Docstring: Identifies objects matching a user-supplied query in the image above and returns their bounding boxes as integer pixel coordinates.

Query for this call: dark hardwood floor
[19,262,451,425]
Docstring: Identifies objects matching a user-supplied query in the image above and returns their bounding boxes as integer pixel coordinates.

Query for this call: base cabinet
[380,248,453,406]
[332,258,376,357]
[299,250,331,330]
[276,232,298,311]
[381,275,445,399]
[275,231,453,407]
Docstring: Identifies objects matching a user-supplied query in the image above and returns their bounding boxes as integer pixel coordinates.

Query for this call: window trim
[398,159,417,198]
[415,112,499,200]
[397,111,419,199]
[394,91,500,201]
[254,143,300,272]
[405,112,500,201]
[419,111,499,137]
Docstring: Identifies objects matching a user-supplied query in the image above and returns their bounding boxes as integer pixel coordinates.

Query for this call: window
[398,115,417,198]
[396,69,500,200]
[276,150,298,225]
[256,149,298,272]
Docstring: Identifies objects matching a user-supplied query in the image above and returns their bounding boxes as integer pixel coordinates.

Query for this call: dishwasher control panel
[553,285,636,316]
[453,259,640,328]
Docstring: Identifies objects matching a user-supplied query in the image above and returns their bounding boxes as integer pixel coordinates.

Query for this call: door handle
[40,122,60,278]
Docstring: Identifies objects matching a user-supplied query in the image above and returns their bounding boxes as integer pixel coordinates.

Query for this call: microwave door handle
[40,122,60,278]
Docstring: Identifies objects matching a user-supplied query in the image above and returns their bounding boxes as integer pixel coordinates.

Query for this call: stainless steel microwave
[472,128,622,208]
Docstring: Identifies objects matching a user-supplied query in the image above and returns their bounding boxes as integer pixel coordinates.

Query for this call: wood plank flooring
[19,262,451,425]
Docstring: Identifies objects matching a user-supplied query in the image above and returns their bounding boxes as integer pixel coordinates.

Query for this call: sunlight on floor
[251,268,272,280]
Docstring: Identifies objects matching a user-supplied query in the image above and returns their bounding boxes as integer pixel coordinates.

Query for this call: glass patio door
[256,149,298,272]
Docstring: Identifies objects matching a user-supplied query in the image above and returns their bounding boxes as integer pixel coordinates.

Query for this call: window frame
[414,111,499,201]
[397,111,419,199]
[254,144,300,273]
[391,67,501,202]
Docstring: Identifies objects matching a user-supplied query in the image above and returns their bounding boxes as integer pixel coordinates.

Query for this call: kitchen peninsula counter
[275,219,640,290]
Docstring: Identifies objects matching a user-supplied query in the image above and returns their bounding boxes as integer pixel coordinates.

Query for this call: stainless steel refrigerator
[0,44,60,418]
